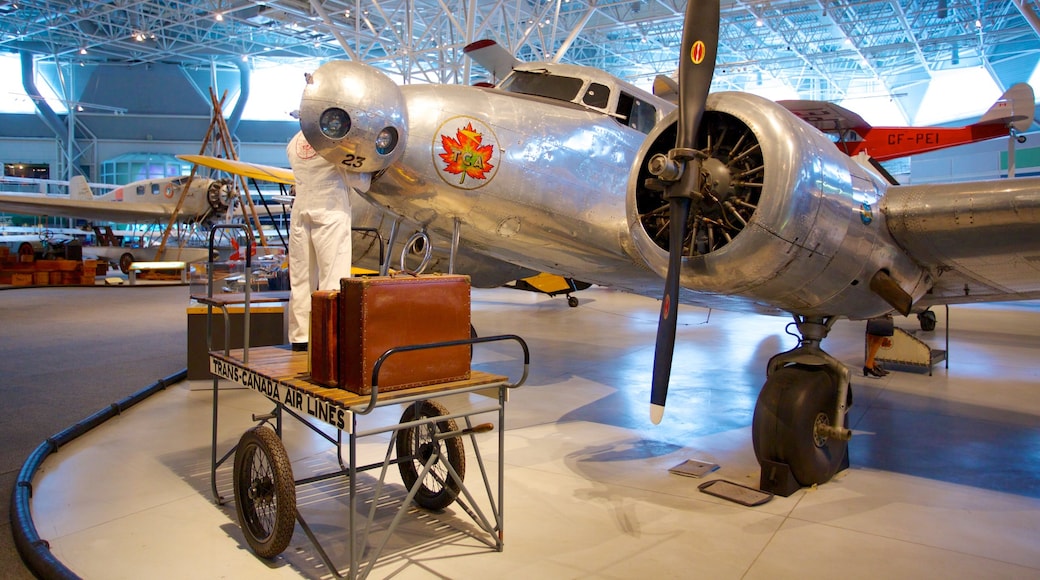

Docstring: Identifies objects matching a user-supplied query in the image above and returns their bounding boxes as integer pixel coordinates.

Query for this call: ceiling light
[79,47,87,55]
[215,12,224,22]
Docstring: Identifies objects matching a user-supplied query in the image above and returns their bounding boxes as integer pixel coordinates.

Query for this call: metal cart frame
[209,338,527,579]
[196,224,530,578]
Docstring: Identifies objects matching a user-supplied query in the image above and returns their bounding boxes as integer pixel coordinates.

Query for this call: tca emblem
[435,117,500,189]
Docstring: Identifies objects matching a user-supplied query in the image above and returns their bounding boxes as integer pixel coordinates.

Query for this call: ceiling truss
[0,0,1037,108]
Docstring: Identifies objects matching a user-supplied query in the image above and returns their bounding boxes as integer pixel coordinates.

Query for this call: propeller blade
[650,196,691,424]
[648,0,720,424]
[676,0,720,151]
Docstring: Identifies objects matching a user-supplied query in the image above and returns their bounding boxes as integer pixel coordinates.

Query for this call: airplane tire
[752,364,847,487]
[918,310,937,332]
[118,253,134,274]
[396,400,465,511]
[233,426,296,559]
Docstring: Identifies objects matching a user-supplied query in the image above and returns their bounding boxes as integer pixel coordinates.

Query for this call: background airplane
[778,83,1035,162]
[0,174,233,269]
[291,0,1040,497]
[0,174,221,224]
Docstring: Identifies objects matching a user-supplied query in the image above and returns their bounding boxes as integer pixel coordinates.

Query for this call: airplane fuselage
[302,61,934,319]
[372,83,650,288]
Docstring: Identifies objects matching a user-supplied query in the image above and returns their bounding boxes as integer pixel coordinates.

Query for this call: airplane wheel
[918,310,937,332]
[118,253,134,274]
[568,295,579,307]
[396,400,465,510]
[752,364,847,487]
[233,426,296,559]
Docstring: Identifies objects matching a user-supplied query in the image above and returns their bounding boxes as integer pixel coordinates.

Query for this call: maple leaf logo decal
[439,122,495,184]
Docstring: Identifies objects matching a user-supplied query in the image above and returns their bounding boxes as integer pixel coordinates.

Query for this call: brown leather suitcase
[309,289,340,386]
[339,274,471,394]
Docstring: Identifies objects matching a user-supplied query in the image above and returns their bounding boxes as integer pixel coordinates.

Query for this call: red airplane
[779,83,1035,161]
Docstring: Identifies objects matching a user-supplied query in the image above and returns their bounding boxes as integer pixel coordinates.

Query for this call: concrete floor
[17,285,1040,579]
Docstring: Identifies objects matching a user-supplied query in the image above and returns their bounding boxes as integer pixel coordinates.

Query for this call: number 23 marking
[340,155,366,168]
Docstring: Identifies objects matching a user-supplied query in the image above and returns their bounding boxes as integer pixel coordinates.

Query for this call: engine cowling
[300,61,408,174]
[627,91,932,319]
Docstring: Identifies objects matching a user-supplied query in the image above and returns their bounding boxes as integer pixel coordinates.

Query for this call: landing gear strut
[752,315,852,496]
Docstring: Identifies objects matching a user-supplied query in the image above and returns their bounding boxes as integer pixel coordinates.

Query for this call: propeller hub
[699,157,734,204]
[648,153,682,182]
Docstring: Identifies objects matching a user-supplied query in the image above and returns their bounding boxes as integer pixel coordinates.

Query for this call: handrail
[353,334,530,415]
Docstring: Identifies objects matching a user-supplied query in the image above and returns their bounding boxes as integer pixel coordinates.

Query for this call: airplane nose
[299,61,407,173]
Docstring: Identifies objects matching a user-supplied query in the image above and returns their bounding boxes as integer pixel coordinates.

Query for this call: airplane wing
[0,191,185,223]
[652,75,679,104]
[884,176,1040,307]
[177,154,296,185]
[778,99,871,133]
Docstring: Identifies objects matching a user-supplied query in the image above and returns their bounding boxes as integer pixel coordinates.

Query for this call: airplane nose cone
[300,60,407,173]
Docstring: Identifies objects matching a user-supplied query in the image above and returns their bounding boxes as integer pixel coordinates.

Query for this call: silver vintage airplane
[0,174,234,268]
[294,0,1040,495]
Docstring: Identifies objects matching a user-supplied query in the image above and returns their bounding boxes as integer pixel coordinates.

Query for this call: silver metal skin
[627,91,932,320]
[299,59,974,321]
[883,177,1040,306]
[300,61,408,174]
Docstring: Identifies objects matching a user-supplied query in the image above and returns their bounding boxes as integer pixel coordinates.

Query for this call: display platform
[13,287,1040,579]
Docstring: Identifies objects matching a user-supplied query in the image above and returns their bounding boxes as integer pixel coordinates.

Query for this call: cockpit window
[582,83,610,109]
[616,91,657,134]
[499,70,584,102]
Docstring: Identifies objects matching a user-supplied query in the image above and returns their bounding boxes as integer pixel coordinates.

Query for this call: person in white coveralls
[286,130,371,351]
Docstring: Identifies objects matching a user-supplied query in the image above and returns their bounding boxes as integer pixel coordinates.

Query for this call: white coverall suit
[286,131,371,346]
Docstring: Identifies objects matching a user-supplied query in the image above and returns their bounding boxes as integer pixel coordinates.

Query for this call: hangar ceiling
[1,0,1039,120]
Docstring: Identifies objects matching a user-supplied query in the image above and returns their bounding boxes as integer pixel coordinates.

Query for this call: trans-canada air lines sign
[434,116,500,189]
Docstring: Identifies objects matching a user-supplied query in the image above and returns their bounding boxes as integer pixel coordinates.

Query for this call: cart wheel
[118,253,134,274]
[233,425,296,558]
[396,400,465,510]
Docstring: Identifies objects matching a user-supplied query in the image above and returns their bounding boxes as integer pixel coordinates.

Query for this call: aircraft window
[615,92,657,134]
[499,70,583,102]
[582,83,610,109]
[151,183,160,195]
[136,185,145,196]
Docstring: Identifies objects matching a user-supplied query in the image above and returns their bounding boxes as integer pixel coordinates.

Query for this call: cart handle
[355,334,530,415]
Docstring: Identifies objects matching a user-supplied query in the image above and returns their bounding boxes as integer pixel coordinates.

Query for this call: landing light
[375,127,399,155]
[320,108,351,139]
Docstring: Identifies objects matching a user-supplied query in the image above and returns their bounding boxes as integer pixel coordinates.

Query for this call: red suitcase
[338,274,471,394]
[309,289,340,386]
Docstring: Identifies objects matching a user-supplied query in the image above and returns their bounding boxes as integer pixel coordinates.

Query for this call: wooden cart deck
[209,345,508,430]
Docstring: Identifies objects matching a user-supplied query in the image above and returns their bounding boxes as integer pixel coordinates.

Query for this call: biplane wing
[177,154,296,186]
